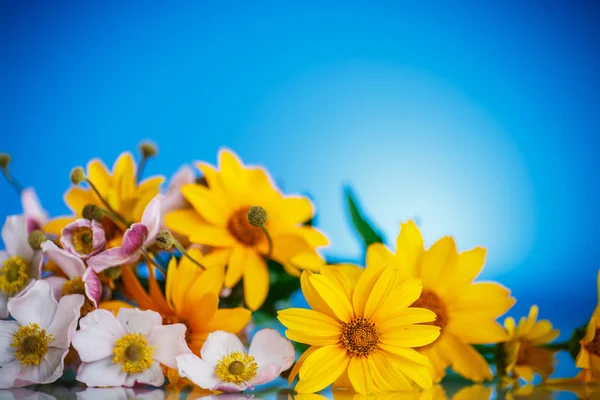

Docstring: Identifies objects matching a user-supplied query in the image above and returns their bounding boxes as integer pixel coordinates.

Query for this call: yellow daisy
[278,261,441,393]
[367,220,515,382]
[165,149,328,310]
[501,305,559,383]
[45,152,164,247]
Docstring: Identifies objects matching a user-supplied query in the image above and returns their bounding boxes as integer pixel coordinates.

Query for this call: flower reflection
[290,384,492,400]
[188,394,256,400]
[76,387,165,400]
[0,388,57,400]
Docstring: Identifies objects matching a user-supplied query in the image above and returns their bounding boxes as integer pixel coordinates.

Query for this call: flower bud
[139,141,158,158]
[70,167,86,185]
[0,153,10,169]
[247,206,268,227]
[82,204,103,222]
[28,230,46,250]
[156,229,175,250]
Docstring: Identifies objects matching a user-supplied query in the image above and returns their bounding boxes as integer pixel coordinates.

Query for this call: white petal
[249,328,295,372]
[76,388,129,400]
[212,382,247,393]
[176,354,219,390]
[29,251,43,280]
[0,321,18,365]
[83,268,102,308]
[0,251,7,263]
[200,331,245,365]
[21,187,49,229]
[46,294,84,349]
[7,280,57,328]
[41,241,86,278]
[0,360,21,389]
[117,308,162,336]
[73,309,125,362]
[44,276,68,302]
[0,388,57,400]
[0,292,8,320]
[1,216,32,261]
[147,323,190,369]
[76,357,127,387]
[16,347,66,386]
[124,361,164,387]
[141,195,163,246]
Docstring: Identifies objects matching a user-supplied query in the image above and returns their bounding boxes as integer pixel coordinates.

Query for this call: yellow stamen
[340,318,379,357]
[112,333,154,374]
[11,323,54,367]
[215,351,258,384]
[71,226,94,254]
[227,206,265,246]
[0,256,29,295]
[61,277,95,316]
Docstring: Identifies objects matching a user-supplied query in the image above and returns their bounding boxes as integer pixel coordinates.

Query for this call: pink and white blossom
[176,329,294,392]
[0,280,84,388]
[20,188,49,235]
[41,241,102,309]
[0,216,43,319]
[161,165,195,216]
[87,195,163,273]
[60,219,106,259]
[72,308,190,387]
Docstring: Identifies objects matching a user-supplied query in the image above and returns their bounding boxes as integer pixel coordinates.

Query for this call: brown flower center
[412,290,448,329]
[586,328,600,356]
[340,318,379,357]
[72,227,94,254]
[227,206,265,246]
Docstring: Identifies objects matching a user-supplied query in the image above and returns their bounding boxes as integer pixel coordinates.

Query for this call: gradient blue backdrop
[1,0,599,382]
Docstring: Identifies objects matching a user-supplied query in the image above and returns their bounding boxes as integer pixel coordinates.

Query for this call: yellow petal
[289,346,318,385]
[454,247,486,284]
[285,330,340,347]
[298,226,329,247]
[332,368,353,390]
[64,187,97,216]
[164,209,206,237]
[86,159,111,196]
[225,246,248,288]
[374,278,423,319]
[379,325,440,349]
[309,274,354,323]
[278,309,341,338]
[189,225,238,247]
[514,365,535,383]
[121,265,156,310]
[378,308,437,333]
[447,282,515,318]
[453,385,492,400]
[218,149,249,195]
[300,271,339,322]
[181,183,229,226]
[112,152,136,200]
[386,352,433,390]
[180,264,226,319]
[369,351,412,391]
[395,220,424,278]
[185,292,219,331]
[320,264,363,300]
[297,345,350,393]
[347,357,375,393]
[446,317,508,344]
[43,216,76,236]
[243,251,269,311]
[365,243,396,269]
[204,308,252,334]
[438,334,492,382]
[99,300,133,315]
[352,259,386,318]
[420,236,457,292]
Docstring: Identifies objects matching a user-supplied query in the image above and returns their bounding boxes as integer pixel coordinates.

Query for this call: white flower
[0,388,57,400]
[72,308,190,387]
[20,188,49,235]
[0,216,43,319]
[0,280,84,388]
[176,329,294,392]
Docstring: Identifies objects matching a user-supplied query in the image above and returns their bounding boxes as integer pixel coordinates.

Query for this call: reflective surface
[0,382,591,400]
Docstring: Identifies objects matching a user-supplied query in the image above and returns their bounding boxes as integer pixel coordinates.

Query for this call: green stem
[1,167,23,194]
[473,344,496,355]
[142,249,167,276]
[173,240,206,270]
[136,157,147,183]
[261,225,273,257]
[85,178,130,227]
[544,341,570,352]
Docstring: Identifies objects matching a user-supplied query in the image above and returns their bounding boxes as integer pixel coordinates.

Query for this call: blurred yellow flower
[45,152,164,247]
[367,220,515,383]
[166,149,328,310]
[278,261,440,393]
[502,305,559,383]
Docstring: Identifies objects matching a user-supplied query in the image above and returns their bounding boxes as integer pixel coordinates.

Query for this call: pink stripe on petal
[141,194,163,246]
[122,224,148,256]
[83,268,102,308]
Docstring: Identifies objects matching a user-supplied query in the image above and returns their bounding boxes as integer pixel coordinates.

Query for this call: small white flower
[0,280,84,388]
[72,308,190,387]
[0,216,43,319]
[176,329,294,392]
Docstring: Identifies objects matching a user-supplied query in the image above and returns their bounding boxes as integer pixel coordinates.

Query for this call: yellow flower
[165,149,328,310]
[502,305,559,383]
[278,261,441,393]
[45,152,164,247]
[367,220,515,383]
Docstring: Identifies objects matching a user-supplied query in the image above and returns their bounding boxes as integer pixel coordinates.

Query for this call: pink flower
[176,329,294,392]
[41,241,102,310]
[0,280,84,388]
[161,165,195,216]
[72,308,190,387]
[87,195,163,273]
[0,216,43,319]
[20,188,49,235]
[60,219,106,259]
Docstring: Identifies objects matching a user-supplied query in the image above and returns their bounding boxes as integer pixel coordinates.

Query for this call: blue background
[1,0,599,384]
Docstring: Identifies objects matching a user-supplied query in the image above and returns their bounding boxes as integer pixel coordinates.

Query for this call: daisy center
[72,227,94,254]
[11,323,54,367]
[412,290,448,329]
[517,340,533,364]
[340,318,379,357]
[215,351,258,384]
[112,333,154,374]
[0,256,29,295]
[61,277,95,316]
[227,206,264,246]
[586,328,600,357]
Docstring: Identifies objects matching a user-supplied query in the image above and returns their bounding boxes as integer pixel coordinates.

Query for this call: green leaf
[344,186,384,247]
